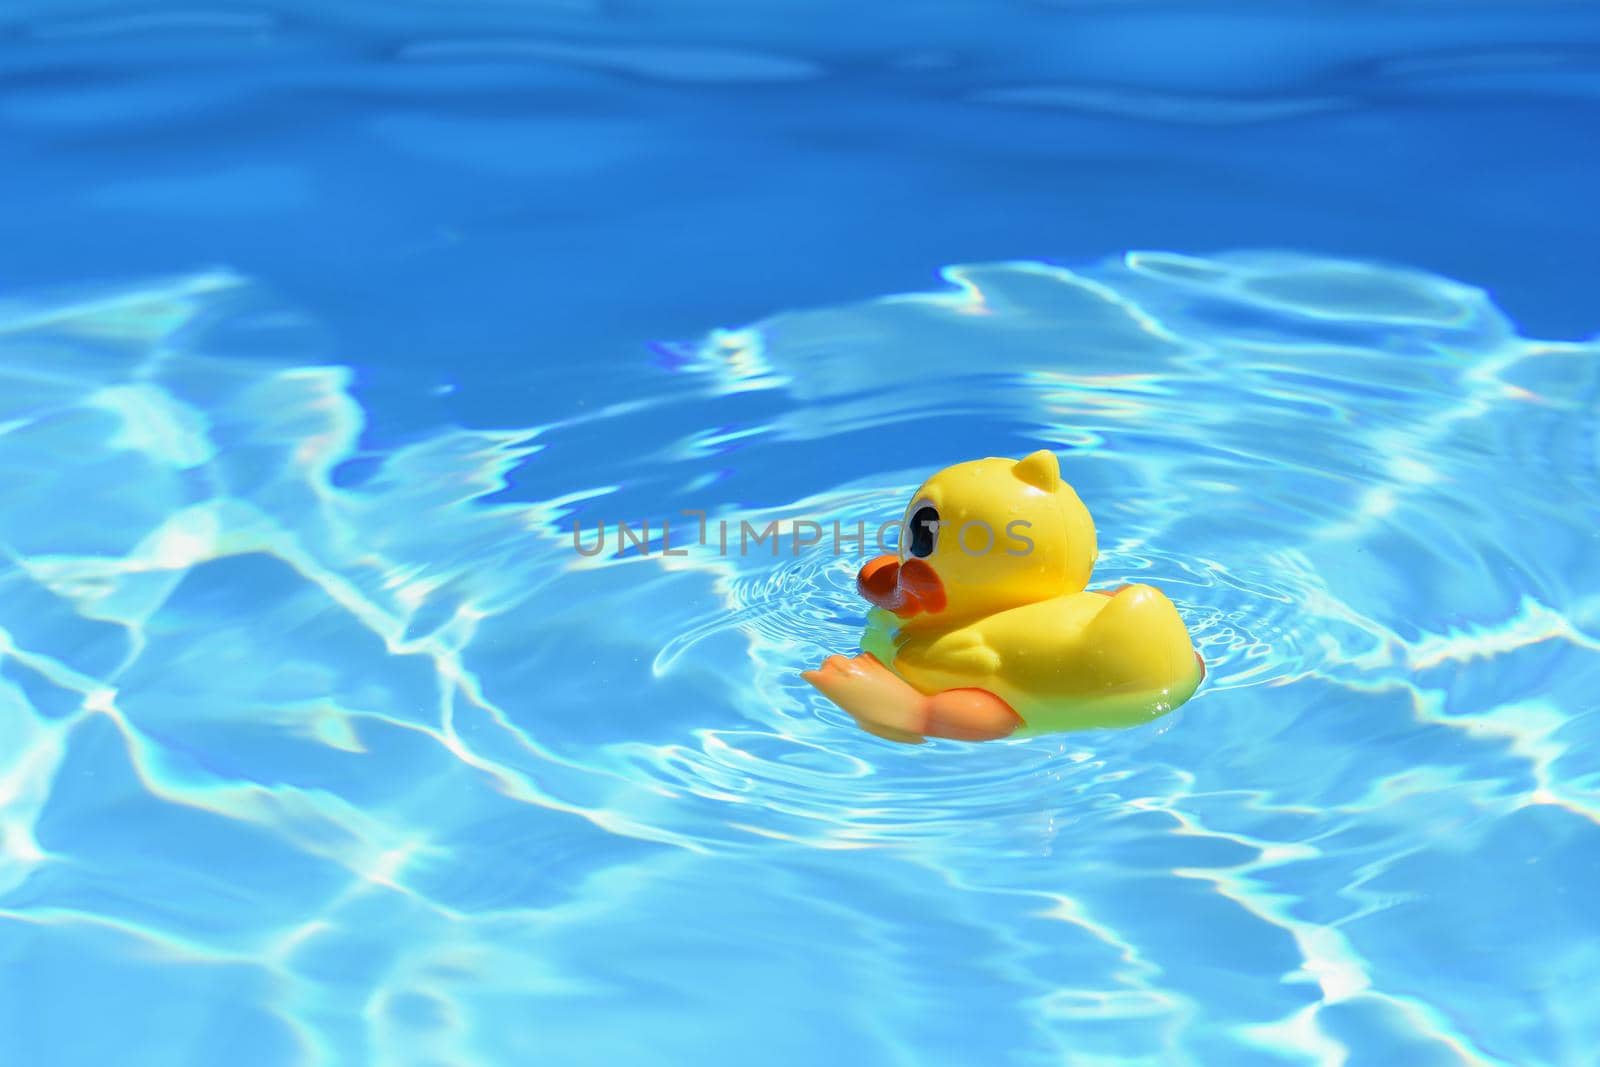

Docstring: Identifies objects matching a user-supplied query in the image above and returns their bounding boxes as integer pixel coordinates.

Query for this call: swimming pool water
[3,4,1600,1066]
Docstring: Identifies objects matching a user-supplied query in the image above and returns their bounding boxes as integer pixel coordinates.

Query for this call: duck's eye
[907,504,939,558]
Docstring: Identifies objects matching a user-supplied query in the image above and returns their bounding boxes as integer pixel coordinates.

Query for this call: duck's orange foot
[803,653,928,743]
[802,653,1020,744]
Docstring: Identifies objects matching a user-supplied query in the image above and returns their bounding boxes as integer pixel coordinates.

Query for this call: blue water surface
[2,3,1600,1066]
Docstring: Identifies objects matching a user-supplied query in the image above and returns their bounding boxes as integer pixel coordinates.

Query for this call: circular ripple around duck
[616,499,1336,850]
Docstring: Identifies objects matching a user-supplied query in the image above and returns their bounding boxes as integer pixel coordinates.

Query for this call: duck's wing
[898,627,1003,679]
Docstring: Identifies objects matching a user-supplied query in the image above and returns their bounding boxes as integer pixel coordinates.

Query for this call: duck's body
[861,585,1203,734]
[805,450,1204,742]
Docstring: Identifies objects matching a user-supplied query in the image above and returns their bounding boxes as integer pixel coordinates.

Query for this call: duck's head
[858,450,1097,625]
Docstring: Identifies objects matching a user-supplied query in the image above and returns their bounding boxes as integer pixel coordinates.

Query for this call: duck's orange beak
[857,554,946,618]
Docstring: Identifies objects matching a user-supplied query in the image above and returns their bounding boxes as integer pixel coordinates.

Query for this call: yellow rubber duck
[804,450,1203,743]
